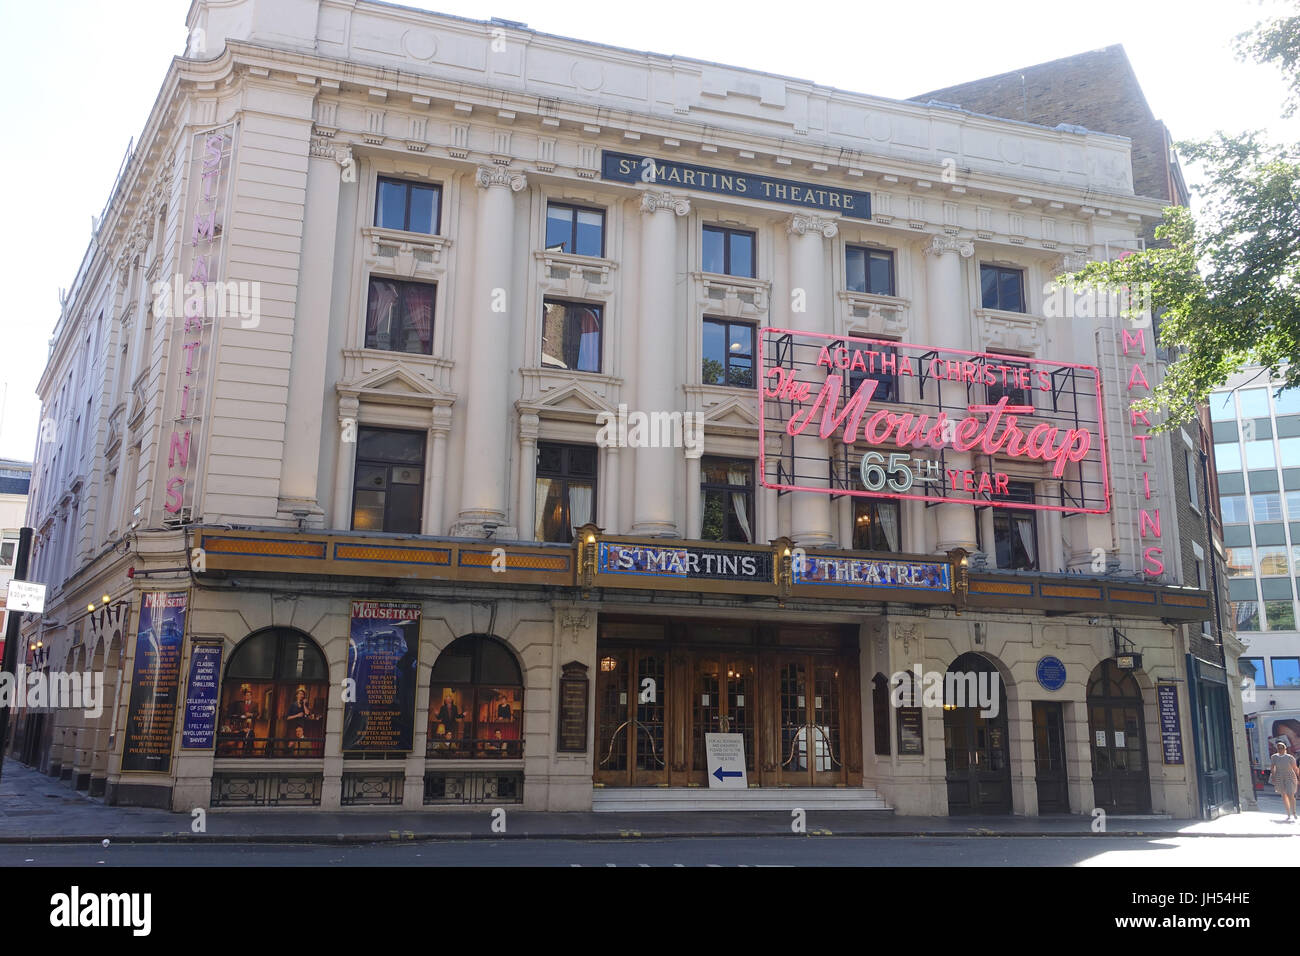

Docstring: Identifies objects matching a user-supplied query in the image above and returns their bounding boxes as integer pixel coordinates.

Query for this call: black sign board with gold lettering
[602,151,871,220]
[557,661,590,754]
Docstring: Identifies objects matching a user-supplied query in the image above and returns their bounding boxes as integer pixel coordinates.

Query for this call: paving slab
[1,763,1291,844]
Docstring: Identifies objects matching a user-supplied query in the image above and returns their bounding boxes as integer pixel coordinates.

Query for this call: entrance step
[592,787,893,812]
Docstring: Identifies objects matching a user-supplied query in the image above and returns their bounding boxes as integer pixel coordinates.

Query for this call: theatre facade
[9,0,1244,817]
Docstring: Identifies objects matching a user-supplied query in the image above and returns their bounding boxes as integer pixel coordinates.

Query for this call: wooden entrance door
[1087,661,1151,813]
[774,655,847,786]
[943,654,1012,814]
[1032,701,1070,813]
[594,647,669,786]
[690,655,756,785]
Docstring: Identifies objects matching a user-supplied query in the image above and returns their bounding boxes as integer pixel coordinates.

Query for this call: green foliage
[1237,5,1300,118]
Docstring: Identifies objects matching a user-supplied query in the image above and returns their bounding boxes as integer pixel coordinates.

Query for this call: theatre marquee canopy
[758,327,1111,514]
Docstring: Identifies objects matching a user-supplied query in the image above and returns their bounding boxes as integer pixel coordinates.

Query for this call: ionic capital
[639,190,690,216]
[787,214,838,239]
[925,234,974,258]
[476,166,528,192]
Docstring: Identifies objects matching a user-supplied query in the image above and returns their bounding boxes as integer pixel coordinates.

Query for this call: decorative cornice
[476,166,527,191]
[925,234,974,258]
[787,214,837,238]
[639,190,690,216]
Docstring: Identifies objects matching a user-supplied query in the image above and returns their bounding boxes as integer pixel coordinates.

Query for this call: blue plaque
[1035,656,1067,691]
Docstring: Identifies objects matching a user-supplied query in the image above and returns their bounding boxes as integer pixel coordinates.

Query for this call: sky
[1,0,1297,462]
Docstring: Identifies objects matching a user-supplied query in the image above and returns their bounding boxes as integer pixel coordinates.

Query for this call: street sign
[6,580,45,614]
[705,732,747,789]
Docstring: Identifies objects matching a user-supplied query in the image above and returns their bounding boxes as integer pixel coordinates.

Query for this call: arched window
[218,628,328,758]
[872,673,891,756]
[427,635,523,759]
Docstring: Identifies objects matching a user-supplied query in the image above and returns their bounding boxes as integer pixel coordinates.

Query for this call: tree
[1063,6,1300,430]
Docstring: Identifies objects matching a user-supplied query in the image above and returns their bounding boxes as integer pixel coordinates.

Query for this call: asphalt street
[3,834,1296,866]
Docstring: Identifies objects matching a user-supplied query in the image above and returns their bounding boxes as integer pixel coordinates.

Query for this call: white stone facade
[8,0,1247,816]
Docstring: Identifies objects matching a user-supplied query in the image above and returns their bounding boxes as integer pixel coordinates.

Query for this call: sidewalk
[1,762,1293,843]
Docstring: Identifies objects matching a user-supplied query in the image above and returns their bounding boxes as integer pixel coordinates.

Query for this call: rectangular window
[0,541,14,566]
[1238,388,1270,419]
[1254,493,1283,521]
[848,343,900,403]
[1221,495,1248,523]
[1272,657,1300,686]
[1225,546,1254,577]
[853,498,901,552]
[365,278,435,354]
[986,358,1033,409]
[1240,657,1266,687]
[535,443,598,543]
[545,202,605,257]
[352,427,425,534]
[992,483,1038,570]
[845,247,895,296]
[702,225,756,278]
[1245,440,1276,469]
[541,299,603,373]
[1234,600,1260,631]
[1266,601,1296,631]
[980,264,1025,313]
[1259,546,1290,576]
[1214,443,1242,471]
[701,318,755,387]
[700,457,755,543]
[1185,450,1200,510]
[1275,388,1300,416]
[375,177,440,234]
[1208,392,1235,421]
[1195,557,1211,634]
[1288,492,1300,520]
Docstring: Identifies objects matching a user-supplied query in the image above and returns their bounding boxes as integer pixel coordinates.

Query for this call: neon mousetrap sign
[758,328,1111,514]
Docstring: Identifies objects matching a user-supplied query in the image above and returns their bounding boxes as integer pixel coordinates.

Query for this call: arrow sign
[704,732,748,789]
[713,767,743,782]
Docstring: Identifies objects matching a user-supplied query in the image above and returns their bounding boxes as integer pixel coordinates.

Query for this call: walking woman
[1270,738,1299,821]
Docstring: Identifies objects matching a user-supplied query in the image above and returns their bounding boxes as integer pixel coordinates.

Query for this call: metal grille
[211,772,322,807]
[423,771,523,805]
[341,772,404,806]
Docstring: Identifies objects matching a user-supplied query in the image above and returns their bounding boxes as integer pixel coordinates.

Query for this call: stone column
[684,453,701,539]
[603,445,620,534]
[924,235,978,552]
[516,413,539,541]
[455,166,527,537]
[787,214,837,547]
[332,397,359,530]
[631,190,689,537]
[423,407,452,536]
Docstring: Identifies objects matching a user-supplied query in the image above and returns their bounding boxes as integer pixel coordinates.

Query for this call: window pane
[1221,494,1248,523]
[1273,658,1300,686]
[567,445,598,477]
[999,269,1023,312]
[387,480,422,534]
[545,205,572,251]
[1259,546,1289,575]
[408,185,437,234]
[541,301,602,372]
[1214,443,1242,471]
[728,231,754,278]
[1225,546,1254,576]
[1278,436,1300,464]
[1288,492,1300,520]
[702,227,725,274]
[1275,388,1300,416]
[535,478,567,542]
[869,252,894,296]
[702,321,725,384]
[226,632,280,679]
[1240,657,1265,686]
[1239,388,1270,418]
[352,489,386,532]
[728,324,754,387]
[1254,493,1283,520]
[1208,392,1235,421]
[1245,441,1276,469]
[1265,601,1296,631]
[846,248,866,293]
[278,634,328,682]
[376,180,407,230]
[1234,600,1260,630]
[575,209,603,257]
[980,266,998,309]
[358,428,424,463]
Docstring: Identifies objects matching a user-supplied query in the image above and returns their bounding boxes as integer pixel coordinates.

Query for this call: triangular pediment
[532,380,617,417]
[338,364,453,404]
[701,394,761,429]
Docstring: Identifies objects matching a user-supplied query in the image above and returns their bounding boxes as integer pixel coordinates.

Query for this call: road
[2,834,1295,866]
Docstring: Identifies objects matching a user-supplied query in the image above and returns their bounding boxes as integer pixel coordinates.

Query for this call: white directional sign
[705,732,748,789]
[6,580,46,614]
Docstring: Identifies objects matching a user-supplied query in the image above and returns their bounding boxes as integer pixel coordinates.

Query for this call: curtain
[568,482,593,534]
[727,465,752,542]
[366,280,400,342]
[877,503,899,552]
[402,284,434,352]
[576,308,601,371]
[1015,516,1036,567]
[534,478,553,541]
